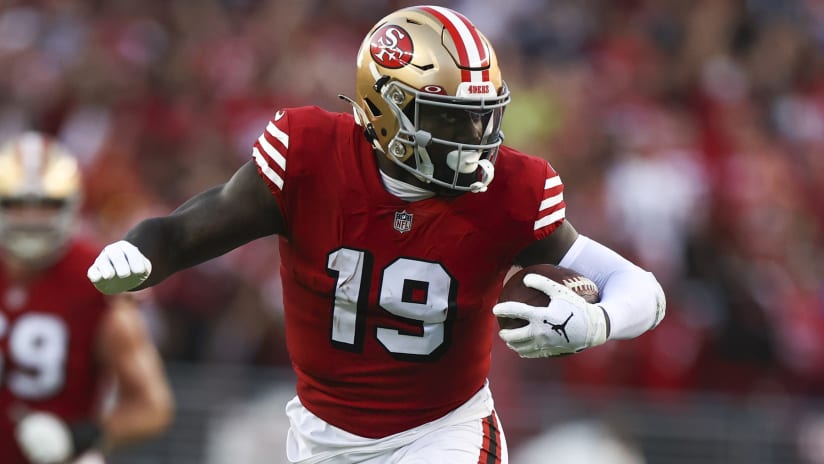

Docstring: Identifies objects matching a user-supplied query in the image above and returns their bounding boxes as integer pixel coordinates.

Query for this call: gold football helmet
[346,5,510,193]
[0,132,82,266]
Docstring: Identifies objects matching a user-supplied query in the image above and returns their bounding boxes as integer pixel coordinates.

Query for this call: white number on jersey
[327,248,455,360]
[0,313,69,399]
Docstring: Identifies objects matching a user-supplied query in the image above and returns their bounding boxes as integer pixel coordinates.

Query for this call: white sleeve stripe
[545,176,562,190]
[266,121,289,149]
[534,208,565,231]
[257,134,286,170]
[253,148,284,189]
[539,192,564,211]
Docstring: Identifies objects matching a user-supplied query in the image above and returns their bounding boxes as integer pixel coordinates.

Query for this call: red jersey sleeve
[252,108,290,202]
[533,159,566,241]
[488,146,567,257]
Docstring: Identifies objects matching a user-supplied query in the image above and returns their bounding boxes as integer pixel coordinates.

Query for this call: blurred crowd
[1,0,822,417]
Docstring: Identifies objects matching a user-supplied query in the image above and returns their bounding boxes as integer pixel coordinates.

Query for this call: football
[496,264,600,330]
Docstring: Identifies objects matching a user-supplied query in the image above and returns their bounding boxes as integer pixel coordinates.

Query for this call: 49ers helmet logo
[370,25,414,69]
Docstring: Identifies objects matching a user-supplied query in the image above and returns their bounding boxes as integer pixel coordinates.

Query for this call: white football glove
[16,412,73,464]
[87,240,152,295]
[493,273,609,358]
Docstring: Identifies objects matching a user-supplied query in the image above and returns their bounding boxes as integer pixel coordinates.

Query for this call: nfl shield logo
[394,210,413,233]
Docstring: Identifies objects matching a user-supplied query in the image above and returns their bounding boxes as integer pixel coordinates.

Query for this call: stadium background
[1,0,823,462]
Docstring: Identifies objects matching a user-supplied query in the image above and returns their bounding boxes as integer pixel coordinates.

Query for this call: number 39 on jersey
[0,313,69,399]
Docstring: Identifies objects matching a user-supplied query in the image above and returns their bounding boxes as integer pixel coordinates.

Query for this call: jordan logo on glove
[544,313,573,343]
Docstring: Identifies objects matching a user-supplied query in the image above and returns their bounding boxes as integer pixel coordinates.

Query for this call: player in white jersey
[86,5,666,463]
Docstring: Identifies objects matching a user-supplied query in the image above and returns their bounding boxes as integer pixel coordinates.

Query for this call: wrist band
[598,304,612,339]
[68,421,102,456]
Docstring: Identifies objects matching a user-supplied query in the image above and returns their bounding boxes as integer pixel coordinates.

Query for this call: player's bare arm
[96,295,173,450]
[514,220,579,267]
[89,161,284,293]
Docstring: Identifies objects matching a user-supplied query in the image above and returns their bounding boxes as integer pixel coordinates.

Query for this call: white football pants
[285,382,508,464]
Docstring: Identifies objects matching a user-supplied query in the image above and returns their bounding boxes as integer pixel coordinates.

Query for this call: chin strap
[468,159,495,193]
[412,130,435,179]
[338,94,383,152]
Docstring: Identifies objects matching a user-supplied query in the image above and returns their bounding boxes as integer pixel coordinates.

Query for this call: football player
[87,5,665,463]
[0,132,173,464]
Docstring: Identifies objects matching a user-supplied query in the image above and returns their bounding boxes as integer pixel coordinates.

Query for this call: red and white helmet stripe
[419,6,490,83]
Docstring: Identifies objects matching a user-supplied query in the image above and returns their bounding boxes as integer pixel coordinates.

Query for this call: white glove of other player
[493,273,608,358]
[16,412,73,464]
[87,240,152,295]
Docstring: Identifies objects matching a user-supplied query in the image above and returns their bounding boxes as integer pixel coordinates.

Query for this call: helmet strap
[468,159,495,193]
[338,94,383,152]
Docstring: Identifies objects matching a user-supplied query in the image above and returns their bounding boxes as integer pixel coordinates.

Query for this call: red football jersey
[0,240,109,464]
[253,106,565,438]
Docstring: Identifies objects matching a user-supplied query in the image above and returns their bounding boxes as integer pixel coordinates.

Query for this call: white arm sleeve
[559,235,666,339]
